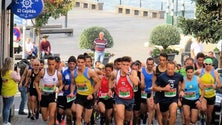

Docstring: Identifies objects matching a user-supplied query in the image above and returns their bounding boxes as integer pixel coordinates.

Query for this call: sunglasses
[204,63,212,65]
[33,64,39,66]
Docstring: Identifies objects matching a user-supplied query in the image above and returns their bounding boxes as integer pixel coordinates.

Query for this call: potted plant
[79,26,114,64]
[149,24,180,64]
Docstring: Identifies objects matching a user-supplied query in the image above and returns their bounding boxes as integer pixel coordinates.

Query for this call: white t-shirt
[25,42,33,52]
[190,41,203,56]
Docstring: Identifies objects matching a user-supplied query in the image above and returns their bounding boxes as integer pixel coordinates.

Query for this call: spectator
[94,32,107,65]
[24,37,34,59]
[190,37,203,59]
[40,35,51,59]
[208,51,218,69]
[1,57,20,125]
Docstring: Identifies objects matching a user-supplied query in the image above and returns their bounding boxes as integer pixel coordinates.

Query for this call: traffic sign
[11,0,44,19]
[13,27,21,42]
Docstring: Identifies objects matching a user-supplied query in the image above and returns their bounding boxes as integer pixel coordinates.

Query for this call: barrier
[75,0,104,10]
[115,5,165,19]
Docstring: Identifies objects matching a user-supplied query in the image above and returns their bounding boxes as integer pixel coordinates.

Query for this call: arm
[179,79,185,97]
[152,75,171,92]
[34,69,44,100]
[57,71,63,92]
[10,71,21,82]
[69,71,76,96]
[197,77,205,100]
[40,42,43,51]
[214,70,221,89]
[107,72,116,97]
[19,66,28,87]
[128,70,139,86]
[24,70,31,87]
[89,69,101,95]
[140,73,145,90]
[190,43,195,58]
[48,41,51,53]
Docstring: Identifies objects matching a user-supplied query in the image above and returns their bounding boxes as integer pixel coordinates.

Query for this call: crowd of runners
[12,51,221,125]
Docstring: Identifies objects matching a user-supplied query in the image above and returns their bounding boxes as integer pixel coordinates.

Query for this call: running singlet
[98,76,109,99]
[40,69,58,93]
[115,70,134,100]
[142,67,152,94]
[184,75,200,100]
[74,67,93,96]
[63,68,76,96]
[30,69,39,89]
[200,68,215,98]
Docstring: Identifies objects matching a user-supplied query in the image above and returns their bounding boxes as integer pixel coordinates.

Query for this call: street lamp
[170,0,174,25]
[181,0,185,17]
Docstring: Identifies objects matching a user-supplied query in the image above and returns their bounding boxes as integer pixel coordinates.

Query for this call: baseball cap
[55,56,61,63]
[204,58,213,64]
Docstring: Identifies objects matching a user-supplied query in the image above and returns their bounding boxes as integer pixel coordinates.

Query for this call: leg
[100,51,105,64]
[147,98,154,125]
[30,95,37,119]
[75,104,84,125]
[106,108,113,125]
[125,109,133,124]
[41,51,45,59]
[48,102,57,125]
[65,108,73,125]
[183,105,191,125]
[155,103,163,125]
[115,104,125,125]
[18,86,27,114]
[41,107,49,121]
[190,108,199,124]
[206,104,214,125]
[94,51,100,65]
[98,101,106,124]
[168,102,178,125]
[83,108,93,124]
[3,97,14,124]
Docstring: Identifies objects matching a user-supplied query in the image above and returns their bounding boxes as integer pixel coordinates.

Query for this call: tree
[79,26,114,50]
[178,0,222,67]
[34,0,75,56]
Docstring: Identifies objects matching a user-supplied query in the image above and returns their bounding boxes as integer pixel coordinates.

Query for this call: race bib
[134,86,138,92]
[141,93,147,99]
[184,91,196,99]
[164,88,176,97]
[43,84,55,93]
[205,87,214,93]
[77,84,88,92]
[67,96,76,103]
[119,90,130,98]
[100,92,109,99]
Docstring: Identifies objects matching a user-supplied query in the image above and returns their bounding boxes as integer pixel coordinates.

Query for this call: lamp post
[120,0,122,5]
[181,0,185,17]
[161,0,163,10]
[170,0,174,25]
[139,0,142,8]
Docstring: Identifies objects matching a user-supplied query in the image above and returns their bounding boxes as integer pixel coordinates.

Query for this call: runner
[97,63,114,125]
[74,54,100,125]
[180,65,205,125]
[108,56,139,125]
[153,61,184,125]
[57,56,77,125]
[34,56,63,125]
[25,59,41,120]
[141,57,155,125]
[195,57,221,125]
[131,61,143,125]
[152,53,168,125]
